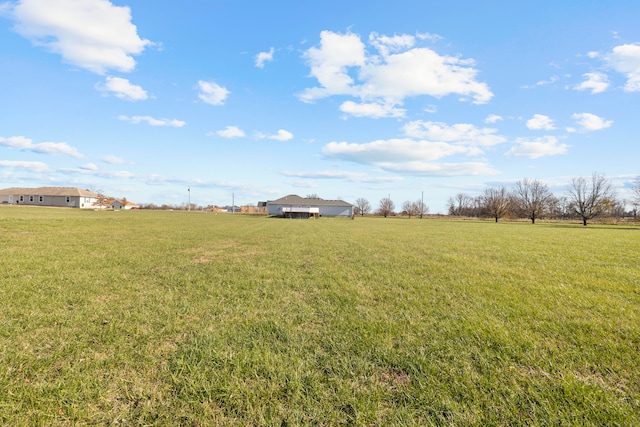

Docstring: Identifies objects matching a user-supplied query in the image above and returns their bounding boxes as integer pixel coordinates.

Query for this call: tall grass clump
[1,206,638,425]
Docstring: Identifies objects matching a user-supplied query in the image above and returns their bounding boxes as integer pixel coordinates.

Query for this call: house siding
[267,195,353,217]
[0,187,98,209]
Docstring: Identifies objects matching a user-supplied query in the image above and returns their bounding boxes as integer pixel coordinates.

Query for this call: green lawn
[1,206,639,426]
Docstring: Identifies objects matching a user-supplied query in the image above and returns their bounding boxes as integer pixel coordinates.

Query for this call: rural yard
[1,207,639,425]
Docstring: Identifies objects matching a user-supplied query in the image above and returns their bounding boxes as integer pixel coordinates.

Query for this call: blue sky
[1,0,639,212]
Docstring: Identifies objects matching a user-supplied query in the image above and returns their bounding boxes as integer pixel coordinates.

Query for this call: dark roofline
[267,194,353,207]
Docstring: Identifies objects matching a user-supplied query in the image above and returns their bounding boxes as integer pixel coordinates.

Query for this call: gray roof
[0,187,100,197]
[267,194,352,207]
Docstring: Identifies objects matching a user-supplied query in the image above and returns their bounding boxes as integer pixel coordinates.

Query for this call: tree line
[354,173,640,226]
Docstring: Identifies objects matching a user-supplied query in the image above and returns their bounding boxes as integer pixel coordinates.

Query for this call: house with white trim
[109,198,140,210]
[267,195,353,218]
[0,187,100,209]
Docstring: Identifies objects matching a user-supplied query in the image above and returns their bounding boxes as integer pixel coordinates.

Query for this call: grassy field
[1,206,639,426]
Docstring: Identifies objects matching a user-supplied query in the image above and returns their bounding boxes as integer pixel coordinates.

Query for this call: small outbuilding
[267,195,353,218]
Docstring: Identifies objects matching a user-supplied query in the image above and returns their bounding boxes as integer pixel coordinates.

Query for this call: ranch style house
[267,194,354,218]
[0,187,100,209]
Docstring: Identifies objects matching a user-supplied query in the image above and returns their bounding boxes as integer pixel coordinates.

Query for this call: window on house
[39,196,44,202]
[66,196,70,203]
[29,195,34,202]
[19,195,24,202]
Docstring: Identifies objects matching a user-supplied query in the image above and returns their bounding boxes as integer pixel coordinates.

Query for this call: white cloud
[97,77,147,101]
[485,114,503,124]
[0,135,83,158]
[79,162,98,171]
[216,126,246,138]
[118,115,185,127]
[339,100,405,118]
[505,136,569,159]
[402,121,507,148]
[299,30,492,118]
[323,138,470,163]
[0,159,49,173]
[267,129,294,141]
[572,112,612,131]
[605,43,640,92]
[198,80,230,105]
[101,155,125,164]
[526,114,556,130]
[255,47,274,68]
[374,161,498,176]
[282,170,403,183]
[7,0,152,74]
[574,72,610,94]
[522,76,559,89]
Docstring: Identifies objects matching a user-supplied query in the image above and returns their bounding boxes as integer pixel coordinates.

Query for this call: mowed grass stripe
[0,207,638,425]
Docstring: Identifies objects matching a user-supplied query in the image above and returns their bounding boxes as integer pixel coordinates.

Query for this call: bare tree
[567,173,616,226]
[447,193,474,216]
[415,199,429,219]
[513,178,554,224]
[402,200,419,218]
[306,193,319,199]
[94,192,110,210]
[633,176,640,205]
[481,187,510,222]
[354,197,371,216]
[378,197,395,218]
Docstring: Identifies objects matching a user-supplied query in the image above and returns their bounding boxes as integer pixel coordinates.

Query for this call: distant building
[109,199,140,210]
[0,187,100,209]
[267,195,354,218]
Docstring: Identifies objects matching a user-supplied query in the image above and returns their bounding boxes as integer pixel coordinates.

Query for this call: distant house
[0,187,100,209]
[109,199,140,210]
[267,195,354,218]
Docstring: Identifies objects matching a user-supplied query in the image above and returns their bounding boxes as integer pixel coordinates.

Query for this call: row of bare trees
[354,196,430,219]
[448,173,630,226]
[353,174,640,226]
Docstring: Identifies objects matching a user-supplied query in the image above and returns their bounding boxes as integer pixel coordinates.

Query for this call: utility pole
[421,191,424,219]
[188,186,191,211]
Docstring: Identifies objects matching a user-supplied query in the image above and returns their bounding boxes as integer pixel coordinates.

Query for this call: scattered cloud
[299,30,492,118]
[505,136,569,159]
[485,114,503,124]
[0,135,83,158]
[197,80,230,105]
[574,72,609,94]
[374,161,498,176]
[522,76,559,89]
[323,138,469,164]
[0,159,49,173]
[97,77,148,101]
[79,162,98,171]
[118,115,185,127]
[270,129,294,141]
[216,126,246,138]
[101,155,126,164]
[281,169,403,183]
[255,47,274,68]
[339,100,405,118]
[604,43,640,92]
[526,114,556,130]
[6,0,152,74]
[258,129,293,141]
[402,121,507,148]
[572,112,612,131]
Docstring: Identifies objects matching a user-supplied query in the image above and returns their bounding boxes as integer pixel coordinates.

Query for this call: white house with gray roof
[267,195,353,218]
[0,187,100,209]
